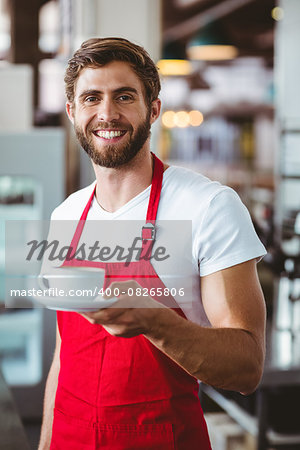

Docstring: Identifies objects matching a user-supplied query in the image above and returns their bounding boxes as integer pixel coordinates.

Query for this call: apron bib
[51,154,211,449]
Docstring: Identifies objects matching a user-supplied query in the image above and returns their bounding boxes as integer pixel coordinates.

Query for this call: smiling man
[38,38,267,450]
[71,61,154,169]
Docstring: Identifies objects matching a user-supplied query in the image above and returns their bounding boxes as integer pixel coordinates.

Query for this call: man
[38,37,266,450]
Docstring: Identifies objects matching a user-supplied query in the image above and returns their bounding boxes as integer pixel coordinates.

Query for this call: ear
[66,102,75,124]
[149,98,161,125]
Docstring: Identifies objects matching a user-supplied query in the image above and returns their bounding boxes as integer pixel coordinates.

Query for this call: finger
[81,312,96,324]
[83,305,125,323]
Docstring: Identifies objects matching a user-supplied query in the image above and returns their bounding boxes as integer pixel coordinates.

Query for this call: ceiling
[162,0,276,66]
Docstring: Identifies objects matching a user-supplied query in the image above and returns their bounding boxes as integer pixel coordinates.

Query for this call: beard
[74,111,151,168]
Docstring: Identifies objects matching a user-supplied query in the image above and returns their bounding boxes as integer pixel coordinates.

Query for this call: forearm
[38,357,60,450]
[145,307,265,395]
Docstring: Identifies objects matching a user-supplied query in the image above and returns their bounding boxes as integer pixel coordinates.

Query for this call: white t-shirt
[50,165,266,325]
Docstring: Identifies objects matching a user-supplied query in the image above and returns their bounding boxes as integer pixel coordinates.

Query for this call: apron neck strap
[80,186,96,221]
[145,152,164,224]
[67,153,164,261]
[81,152,164,223]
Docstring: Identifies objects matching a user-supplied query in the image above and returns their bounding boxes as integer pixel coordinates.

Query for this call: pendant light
[187,23,238,61]
[157,41,192,76]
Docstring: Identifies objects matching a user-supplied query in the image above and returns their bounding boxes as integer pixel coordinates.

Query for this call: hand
[81,280,165,338]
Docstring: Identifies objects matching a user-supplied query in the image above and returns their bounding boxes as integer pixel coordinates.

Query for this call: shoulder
[51,181,96,220]
[161,165,232,213]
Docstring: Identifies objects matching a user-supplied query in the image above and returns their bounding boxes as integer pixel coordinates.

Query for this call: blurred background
[0,0,300,449]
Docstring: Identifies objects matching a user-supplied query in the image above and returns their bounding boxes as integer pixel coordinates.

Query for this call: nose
[97,97,120,122]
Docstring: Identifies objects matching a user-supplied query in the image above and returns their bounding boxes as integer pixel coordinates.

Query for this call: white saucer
[32,293,118,312]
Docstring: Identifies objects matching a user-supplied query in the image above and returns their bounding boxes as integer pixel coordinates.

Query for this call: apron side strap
[63,185,96,262]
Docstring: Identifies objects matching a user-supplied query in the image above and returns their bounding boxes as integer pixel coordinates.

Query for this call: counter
[0,368,30,450]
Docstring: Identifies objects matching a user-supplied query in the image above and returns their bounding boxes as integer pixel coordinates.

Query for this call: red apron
[51,154,211,450]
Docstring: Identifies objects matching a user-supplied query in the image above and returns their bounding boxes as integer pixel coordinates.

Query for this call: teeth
[97,130,123,139]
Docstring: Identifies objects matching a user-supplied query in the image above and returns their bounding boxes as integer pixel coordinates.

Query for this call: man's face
[66,61,160,168]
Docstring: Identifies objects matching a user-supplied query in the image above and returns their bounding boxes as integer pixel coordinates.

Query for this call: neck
[92,148,153,213]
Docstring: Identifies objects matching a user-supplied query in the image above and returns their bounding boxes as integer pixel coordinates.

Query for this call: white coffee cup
[38,266,105,299]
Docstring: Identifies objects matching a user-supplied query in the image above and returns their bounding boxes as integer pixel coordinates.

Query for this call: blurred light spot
[272,7,284,21]
[174,111,190,128]
[162,111,176,128]
[189,110,204,126]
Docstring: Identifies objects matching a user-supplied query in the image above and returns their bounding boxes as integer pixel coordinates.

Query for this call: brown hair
[64,37,161,106]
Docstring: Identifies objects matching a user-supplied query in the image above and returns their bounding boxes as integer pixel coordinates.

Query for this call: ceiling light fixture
[157,42,192,76]
[187,23,238,61]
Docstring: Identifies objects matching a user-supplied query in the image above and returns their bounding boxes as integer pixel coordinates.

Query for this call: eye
[117,94,133,102]
[85,96,98,103]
